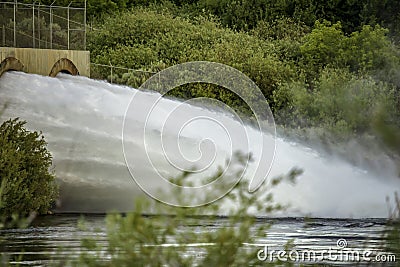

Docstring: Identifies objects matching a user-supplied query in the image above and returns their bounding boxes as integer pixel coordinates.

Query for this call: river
[0,214,395,266]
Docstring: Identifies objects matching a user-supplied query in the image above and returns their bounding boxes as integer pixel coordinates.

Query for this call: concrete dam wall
[0,47,90,78]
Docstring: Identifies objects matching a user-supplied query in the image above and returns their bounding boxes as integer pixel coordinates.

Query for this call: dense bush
[117,0,400,37]
[0,118,58,218]
[300,21,398,74]
[273,68,397,135]
[88,5,400,144]
[251,17,310,42]
[33,0,400,39]
[88,8,296,109]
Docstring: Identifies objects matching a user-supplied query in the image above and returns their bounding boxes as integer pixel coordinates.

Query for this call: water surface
[0,215,392,266]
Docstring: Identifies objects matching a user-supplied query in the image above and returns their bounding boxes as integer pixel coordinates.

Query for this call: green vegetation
[88,9,297,116]
[2,0,400,264]
[38,0,399,39]
[274,68,397,135]
[75,157,301,266]
[83,4,400,264]
[0,118,58,219]
[0,107,56,267]
[87,4,400,143]
[382,192,400,263]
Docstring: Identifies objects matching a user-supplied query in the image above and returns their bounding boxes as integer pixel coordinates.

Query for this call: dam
[1,0,400,218]
[1,71,400,217]
[0,47,90,77]
[0,1,89,78]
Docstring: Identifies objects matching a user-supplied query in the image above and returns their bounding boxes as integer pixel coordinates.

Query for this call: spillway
[0,71,399,218]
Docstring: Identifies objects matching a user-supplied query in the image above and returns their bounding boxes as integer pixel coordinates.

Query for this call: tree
[0,118,58,218]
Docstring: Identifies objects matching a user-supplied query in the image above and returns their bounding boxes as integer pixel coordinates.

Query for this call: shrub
[300,21,399,78]
[343,25,397,73]
[88,8,296,111]
[0,118,58,218]
[251,17,310,41]
[88,6,400,142]
[299,21,346,75]
[273,68,397,135]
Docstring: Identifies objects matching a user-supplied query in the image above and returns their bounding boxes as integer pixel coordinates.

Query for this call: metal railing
[0,0,86,50]
[90,62,158,87]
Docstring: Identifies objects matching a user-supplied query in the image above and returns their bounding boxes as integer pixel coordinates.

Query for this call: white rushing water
[0,71,399,218]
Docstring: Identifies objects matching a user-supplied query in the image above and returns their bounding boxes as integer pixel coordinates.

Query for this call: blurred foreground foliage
[1,0,399,264]
[384,192,400,263]
[73,156,302,266]
[84,4,400,264]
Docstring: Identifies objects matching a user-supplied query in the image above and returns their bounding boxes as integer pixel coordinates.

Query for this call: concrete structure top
[0,47,90,77]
